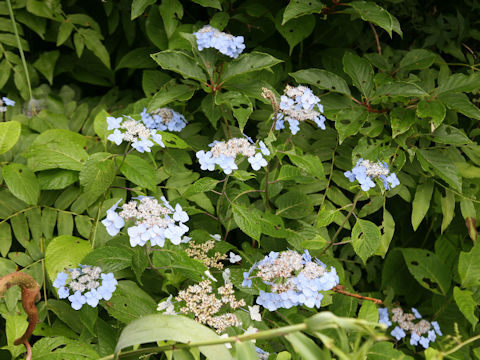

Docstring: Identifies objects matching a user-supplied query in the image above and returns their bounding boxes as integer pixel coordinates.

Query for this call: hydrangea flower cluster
[378,307,442,349]
[52,265,117,310]
[140,107,187,132]
[242,250,339,311]
[196,138,270,174]
[194,25,245,58]
[176,279,246,333]
[106,115,165,153]
[275,85,326,135]
[0,96,15,112]
[186,239,227,269]
[101,196,189,247]
[344,158,400,191]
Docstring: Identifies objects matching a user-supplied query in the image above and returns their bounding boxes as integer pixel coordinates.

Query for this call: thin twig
[332,285,383,305]
[369,22,381,54]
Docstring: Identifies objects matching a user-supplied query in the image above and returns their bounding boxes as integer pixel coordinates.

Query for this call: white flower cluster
[107,115,165,153]
[275,85,326,135]
[196,138,270,174]
[101,196,189,247]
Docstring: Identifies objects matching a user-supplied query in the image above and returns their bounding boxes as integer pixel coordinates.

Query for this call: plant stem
[332,285,383,304]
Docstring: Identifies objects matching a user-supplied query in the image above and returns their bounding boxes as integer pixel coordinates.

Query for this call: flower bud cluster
[242,250,339,311]
[106,115,165,153]
[53,265,117,310]
[0,96,15,112]
[344,158,400,191]
[378,307,442,349]
[196,138,270,174]
[176,279,245,333]
[101,196,189,247]
[194,25,245,58]
[140,107,187,132]
[186,240,227,269]
[275,85,326,135]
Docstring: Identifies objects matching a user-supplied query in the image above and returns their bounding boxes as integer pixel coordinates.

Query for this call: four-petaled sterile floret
[344,158,400,191]
[0,96,15,112]
[194,25,245,58]
[140,107,187,132]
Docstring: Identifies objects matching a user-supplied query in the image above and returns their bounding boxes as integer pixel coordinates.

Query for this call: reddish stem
[332,285,383,305]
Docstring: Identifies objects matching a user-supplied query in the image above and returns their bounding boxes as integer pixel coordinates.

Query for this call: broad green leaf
[37,169,79,190]
[152,248,207,281]
[0,222,12,257]
[114,314,233,359]
[411,180,434,231]
[416,99,446,127]
[116,47,157,70]
[438,92,480,120]
[222,51,283,83]
[348,1,402,37]
[375,81,428,97]
[24,142,88,172]
[458,243,480,288]
[2,163,40,205]
[191,0,222,10]
[131,0,156,19]
[453,286,478,329]
[232,203,262,240]
[278,165,302,181]
[184,177,219,197]
[151,50,207,82]
[105,281,157,324]
[432,125,471,145]
[215,91,253,131]
[390,107,415,138]
[78,28,111,69]
[290,68,351,96]
[285,332,324,359]
[31,336,99,358]
[402,248,451,295]
[352,219,381,263]
[118,154,157,191]
[4,313,28,358]
[440,190,455,233]
[79,153,116,205]
[283,0,325,24]
[148,83,196,111]
[45,235,92,282]
[275,191,314,219]
[457,163,480,178]
[159,0,183,38]
[343,52,374,97]
[417,148,462,191]
[145,6,168,49]
[33,50,59,84]
[82,246,132,272]
[210,11,229,30]
[287,153,326,180]
[32,129,87,148]
[275,13,315,54]
[358,300,379,323]
[158,131,189,149]
[398,49,436,72]
[437,73,480,94]
[0,121,21,155]
[334,108,368,143]
[234,342,258,360]
[377,209,394,258]
[93,109,109,141]
[368,342,413,360]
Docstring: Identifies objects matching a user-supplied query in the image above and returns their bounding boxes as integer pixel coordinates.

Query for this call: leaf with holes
[351,219,381,264]
[283,0,325,24]
[215,91,253,131]
[275,12,315,54]
[343,52,374,97]
[401,248,451,295]
[347,1,402,37]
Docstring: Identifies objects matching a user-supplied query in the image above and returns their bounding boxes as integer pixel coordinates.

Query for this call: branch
[332,285,383,305]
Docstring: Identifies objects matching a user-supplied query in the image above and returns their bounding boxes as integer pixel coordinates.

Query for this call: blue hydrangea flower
[344,158,399,191]
[275,85,326,135]
[378,308,392,327]
[194,25,245,58]
[411,307,422,319]
[101,199,125,236]
[107,116,123,130]
[391,326,406,340]
[140,107,187,132]
[2,97,15,106]
[53,265,118,310]
[431,321,442,336]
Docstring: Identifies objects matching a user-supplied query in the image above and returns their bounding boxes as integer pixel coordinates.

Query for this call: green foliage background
[0,0,479,359]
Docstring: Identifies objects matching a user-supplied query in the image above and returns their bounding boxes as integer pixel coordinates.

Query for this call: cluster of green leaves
[0,0,480,359]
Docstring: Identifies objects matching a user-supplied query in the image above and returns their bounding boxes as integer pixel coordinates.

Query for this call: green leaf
[417,99,446,127]
[352,219,381,263]
[152,249,207,281]
[275,191,314,219]
[348,1,402,37]
[32,129,87,148]
[78,28,111,69]
[158,131,189,149]
[377,209,394,258]
[184,177,219,197]
[283,0,325,24]
[45,235,92,283]
[440,190,455,233]
[148,83,196,111]
[151,50,207,82]
[131,0,156,19]
[104,280,157,324]
[159,0,183,38]
[275,13,315,54]
[438,92,480,120]
[343,52,374,97]
[416,148,462,191]
[191,0,222,10]
[375,81,428,97]
[232,203,262,240]
[222,51,283,83]
[210,12,229,30]
[437,73,480,94]
[358,300,379,323]
[334,108,368,143]
[79,153,116,205]
[432,125,471,145]
[401,248,451,295]
[2,163,40,205]
[82,246,132,272]
[0,121,21,155]
[290,68,351,96]
[24,142,88,172]
[398,49,436,72]
[368,342,413,360]
[33,50,59,84]
[458,243,480,288]
[285,332,324,359]
[37,169,79,190]
[453,286,478,329]
[215,91,253,131]
[116,47,157,70]
[234,342,257,360]
[0,222,12,257]
[118,154,157,191]
[31,336,99,359]
[114,314,233,359]
[390,107,416,138]
[287,153,325,180]
[411,180,434,231]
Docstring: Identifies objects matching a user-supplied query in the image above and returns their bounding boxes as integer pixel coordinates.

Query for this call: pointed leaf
[2,163,40,205]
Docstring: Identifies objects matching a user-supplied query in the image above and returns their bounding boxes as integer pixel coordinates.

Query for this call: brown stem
[24,339,32,360]
[332,285,383,304]
[0,272,40,346]
[369,22,381,55]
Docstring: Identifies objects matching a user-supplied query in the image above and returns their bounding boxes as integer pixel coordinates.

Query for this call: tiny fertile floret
[344,158,400,191]
[53,265,117,310]
[242,250,339,311]
[194,25,245,58]
[275,85,326,135]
